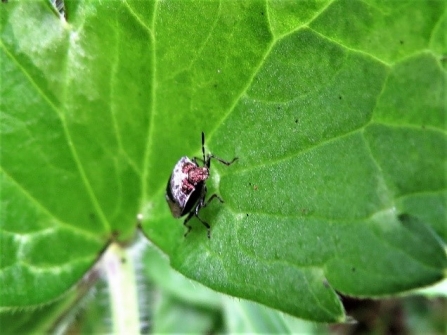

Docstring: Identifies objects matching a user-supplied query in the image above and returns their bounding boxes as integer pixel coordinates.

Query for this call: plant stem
[103,242,140,335]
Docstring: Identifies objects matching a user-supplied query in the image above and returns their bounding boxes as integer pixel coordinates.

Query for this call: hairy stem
[103,243,140,335]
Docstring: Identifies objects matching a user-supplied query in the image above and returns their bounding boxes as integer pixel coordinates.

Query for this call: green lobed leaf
[142,241,222,309]
[153,292,221,334]
[223,297,290,334]
[0,288,81,335]
[1,0,446,323]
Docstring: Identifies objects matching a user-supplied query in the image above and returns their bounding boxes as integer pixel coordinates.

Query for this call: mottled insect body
[166,156,207,218]
[165,132,238,238]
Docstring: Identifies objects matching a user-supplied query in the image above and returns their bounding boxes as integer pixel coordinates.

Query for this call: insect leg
[193,192,222,239]
[191,186,211,238]
[183,212,195,237]
[203,193,224,207]
[209,155,238,166]
[192,156,205,164]
[194,214,211,239]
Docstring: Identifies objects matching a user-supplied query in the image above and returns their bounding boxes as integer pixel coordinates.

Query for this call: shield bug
[165,132,238,238]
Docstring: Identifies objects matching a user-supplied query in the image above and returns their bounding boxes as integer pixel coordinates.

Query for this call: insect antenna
[201,131,207,164]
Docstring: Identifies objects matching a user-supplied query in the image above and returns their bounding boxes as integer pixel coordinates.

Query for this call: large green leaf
[1,0,446,323]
